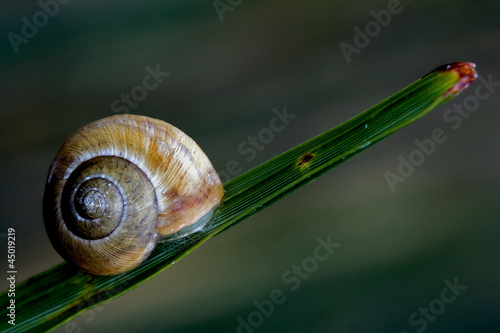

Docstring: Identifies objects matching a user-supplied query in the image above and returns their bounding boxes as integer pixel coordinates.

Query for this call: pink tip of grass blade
[430,61,478,97]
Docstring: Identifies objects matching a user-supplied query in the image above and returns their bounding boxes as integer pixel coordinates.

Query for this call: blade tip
[431,61,478,97]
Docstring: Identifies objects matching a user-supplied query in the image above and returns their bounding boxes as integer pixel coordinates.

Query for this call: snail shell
[43,115,224,275]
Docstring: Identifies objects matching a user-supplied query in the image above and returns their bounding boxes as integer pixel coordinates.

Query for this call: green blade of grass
[0,62,477,332]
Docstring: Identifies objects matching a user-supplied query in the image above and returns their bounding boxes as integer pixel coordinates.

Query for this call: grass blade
[0,62,477,332]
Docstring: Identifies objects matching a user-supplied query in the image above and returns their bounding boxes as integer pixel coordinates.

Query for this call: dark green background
[0,0,498,332]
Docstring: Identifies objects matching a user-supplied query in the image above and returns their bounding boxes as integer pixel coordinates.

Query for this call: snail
[43,115,224,276]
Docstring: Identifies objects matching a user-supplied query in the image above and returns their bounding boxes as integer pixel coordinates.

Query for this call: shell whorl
[43,115,224,275]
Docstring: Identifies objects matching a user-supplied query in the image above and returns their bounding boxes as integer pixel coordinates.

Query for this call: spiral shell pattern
[43,115,224,275]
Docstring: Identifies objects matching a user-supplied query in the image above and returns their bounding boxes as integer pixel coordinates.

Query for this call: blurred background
[0,0,499,332]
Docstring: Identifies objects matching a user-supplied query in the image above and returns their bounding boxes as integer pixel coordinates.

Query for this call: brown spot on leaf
[297,153,314,167]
